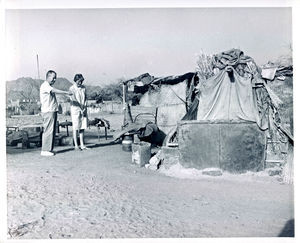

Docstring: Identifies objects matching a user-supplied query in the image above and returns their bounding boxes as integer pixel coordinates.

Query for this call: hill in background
[6,77,102,102]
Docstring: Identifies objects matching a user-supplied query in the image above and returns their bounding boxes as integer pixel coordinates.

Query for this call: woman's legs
[79,130,89,149]
[79,130,84,147]
[73,129,80,149]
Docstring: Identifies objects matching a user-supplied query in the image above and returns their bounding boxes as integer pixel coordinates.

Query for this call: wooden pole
[123,82,126,127]
[36,54,40,79]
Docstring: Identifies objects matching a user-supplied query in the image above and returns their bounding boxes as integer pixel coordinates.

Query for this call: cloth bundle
[212,48,254,70]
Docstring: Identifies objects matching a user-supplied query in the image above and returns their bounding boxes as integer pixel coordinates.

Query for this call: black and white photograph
[1,0,298,241]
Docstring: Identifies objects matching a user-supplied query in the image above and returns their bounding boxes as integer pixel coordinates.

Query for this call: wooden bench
[59,119,109,141]
[58,120,72,136]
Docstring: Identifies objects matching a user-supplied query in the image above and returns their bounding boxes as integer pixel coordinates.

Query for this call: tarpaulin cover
[212,48,253,69]
[139,81,187,107]
[196,69,262,127]
[157,103,187,135]
[261,67,277,80]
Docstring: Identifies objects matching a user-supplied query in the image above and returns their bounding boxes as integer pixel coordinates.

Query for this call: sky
[5,7,292,85]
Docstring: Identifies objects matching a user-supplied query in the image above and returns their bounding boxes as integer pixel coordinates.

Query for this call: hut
[127,72,197,135]
[127,49,293,174]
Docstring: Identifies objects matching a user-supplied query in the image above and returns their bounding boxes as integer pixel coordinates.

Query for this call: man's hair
[46,70,57,79]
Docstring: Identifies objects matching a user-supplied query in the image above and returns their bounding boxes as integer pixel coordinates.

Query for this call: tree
[101,82,123,101]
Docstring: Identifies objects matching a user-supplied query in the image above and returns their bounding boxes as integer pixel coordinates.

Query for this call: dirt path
[7,137,294,239]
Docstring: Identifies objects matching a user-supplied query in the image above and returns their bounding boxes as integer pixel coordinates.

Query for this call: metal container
[122,134,134,152]
[132,142,151,167]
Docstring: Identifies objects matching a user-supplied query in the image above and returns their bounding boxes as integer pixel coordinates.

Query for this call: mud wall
[177,120,266,173]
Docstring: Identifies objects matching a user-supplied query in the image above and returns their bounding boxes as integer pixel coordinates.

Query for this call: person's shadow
[278,219,294,237]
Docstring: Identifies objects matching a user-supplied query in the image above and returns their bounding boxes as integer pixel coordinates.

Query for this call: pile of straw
[196,53,214,79]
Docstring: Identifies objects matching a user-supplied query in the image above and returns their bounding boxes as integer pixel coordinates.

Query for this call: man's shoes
[41,151,55,156]
[80,146,90,150]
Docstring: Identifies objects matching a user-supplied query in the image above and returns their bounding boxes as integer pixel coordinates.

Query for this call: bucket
[132,142,151,167]
[122,134,133,152]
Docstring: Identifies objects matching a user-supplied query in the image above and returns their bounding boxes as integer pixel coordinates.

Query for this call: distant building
[102,100,122,113]
[87,100,123,114]
[86,100,98,106]
[6,99,41,116]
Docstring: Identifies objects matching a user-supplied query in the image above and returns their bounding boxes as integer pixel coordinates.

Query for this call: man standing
[40,70,71,156]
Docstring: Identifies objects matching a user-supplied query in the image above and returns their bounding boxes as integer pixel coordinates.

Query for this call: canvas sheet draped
[139,81,186,107]
[212,48,253,69]
[196,69,262,127]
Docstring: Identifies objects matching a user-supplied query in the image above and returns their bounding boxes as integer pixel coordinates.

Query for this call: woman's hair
[74,73,84,82]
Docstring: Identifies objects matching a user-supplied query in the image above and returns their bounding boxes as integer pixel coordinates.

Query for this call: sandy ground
[6,113,294,239]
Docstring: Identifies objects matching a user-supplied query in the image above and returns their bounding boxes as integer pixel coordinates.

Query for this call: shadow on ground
[6,137,121,155]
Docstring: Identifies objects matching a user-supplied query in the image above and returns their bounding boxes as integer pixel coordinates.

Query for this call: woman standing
[69,74,89,150]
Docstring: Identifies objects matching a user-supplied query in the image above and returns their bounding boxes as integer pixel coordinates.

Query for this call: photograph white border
[0,1,299,243]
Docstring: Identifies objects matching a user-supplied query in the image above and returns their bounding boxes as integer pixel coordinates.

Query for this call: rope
[168,86,187,105]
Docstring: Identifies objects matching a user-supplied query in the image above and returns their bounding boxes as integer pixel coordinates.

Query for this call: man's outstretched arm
[51,88,72,96]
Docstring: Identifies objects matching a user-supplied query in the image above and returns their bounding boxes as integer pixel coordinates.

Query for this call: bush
[29,109,35,115]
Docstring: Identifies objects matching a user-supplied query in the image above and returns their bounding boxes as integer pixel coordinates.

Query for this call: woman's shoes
[80,146,90,150]
[74,146,90,151]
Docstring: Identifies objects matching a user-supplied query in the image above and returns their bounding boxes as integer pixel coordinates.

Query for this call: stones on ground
[230,211,240,219]
[202,168,223,176]
[145,163,159,171]
[149,150,161,166]
[146,150,162,170]
[8,220,39,237]
[61,233,72,238]
[148,164,159,171]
